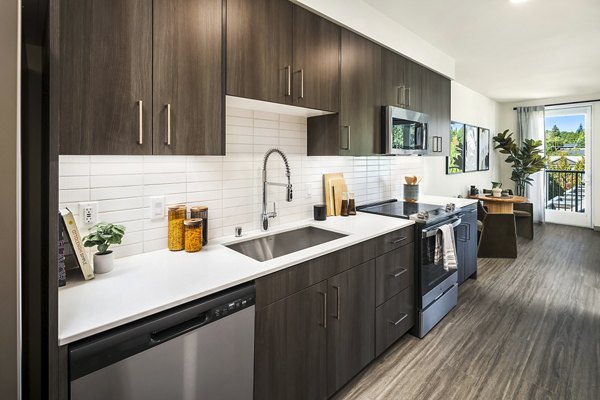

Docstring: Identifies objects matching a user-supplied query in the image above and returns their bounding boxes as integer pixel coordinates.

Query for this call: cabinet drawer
[375,244,414,306]
[375,286,414,357]
[256,239,375,308]
[374,226,414,255]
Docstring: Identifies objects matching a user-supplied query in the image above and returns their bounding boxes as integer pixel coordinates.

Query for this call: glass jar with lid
[190,206,208,246]
[168,205,186,251]
[184,218,203,253]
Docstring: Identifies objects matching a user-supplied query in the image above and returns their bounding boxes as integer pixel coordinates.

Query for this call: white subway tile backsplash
[91,174,144,188]
[59,107,423,258]
[59,176,89,190]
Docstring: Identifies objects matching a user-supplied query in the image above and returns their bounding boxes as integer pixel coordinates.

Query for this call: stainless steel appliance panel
[383,106,429,155]
[418,283,458,338]
[71,306,254,400]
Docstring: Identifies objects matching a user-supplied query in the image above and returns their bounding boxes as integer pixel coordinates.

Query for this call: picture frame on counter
[478,128,490,171]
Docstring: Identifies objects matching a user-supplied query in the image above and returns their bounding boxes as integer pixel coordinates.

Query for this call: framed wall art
[446,122,465,174]
[464,124,478,172]
[478,128,490,171]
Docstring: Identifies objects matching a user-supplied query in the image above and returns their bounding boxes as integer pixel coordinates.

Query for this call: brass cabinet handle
[320,292,327,328]
[137,100,143,144]
[389,313,408,326]
[388,268,407,278]
[165,103,171,145]
[332,285,340,320]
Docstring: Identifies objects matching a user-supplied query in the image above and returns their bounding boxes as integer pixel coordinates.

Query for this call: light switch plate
[150,196,165,220]
[79,202,98,227]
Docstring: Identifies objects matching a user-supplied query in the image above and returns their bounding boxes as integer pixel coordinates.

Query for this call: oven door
[419,216,461,308]
[384,106,429,155]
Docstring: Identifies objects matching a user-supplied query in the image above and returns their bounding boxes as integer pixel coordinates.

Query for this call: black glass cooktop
[358,201,439,218]
[357,199,459,225]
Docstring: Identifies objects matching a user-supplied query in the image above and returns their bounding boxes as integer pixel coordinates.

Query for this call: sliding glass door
[544,105,592,227]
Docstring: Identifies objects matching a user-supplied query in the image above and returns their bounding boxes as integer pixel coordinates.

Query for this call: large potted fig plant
[83,222,126,274]
[493,129,547,196]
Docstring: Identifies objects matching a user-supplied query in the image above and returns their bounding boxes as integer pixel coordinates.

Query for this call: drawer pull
[390,236,407,244]
[388,268,407,278]
[389,313,408,326]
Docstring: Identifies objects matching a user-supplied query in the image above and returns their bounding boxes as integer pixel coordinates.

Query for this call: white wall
[0,0,20,397]
[422,82,502,197]
[499,93,600,229]
[59,107,424,259]
[294,0,455,78]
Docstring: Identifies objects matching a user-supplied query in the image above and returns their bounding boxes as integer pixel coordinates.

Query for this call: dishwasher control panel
[213,293,255,320]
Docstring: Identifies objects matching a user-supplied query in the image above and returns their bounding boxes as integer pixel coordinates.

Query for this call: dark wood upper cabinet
[340,29,382,156]
[226,0,293,105]
[327,260,375,396]
[255,281,328,400]
[422,68,451,156]
[381,48,407,108]
[292,6,340,112]
[404,59,423,111]
[381,49,423,112]
[58,0,152,155]
[153,0,224,155]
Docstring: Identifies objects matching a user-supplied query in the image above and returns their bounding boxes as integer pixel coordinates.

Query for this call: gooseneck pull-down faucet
[262,148,293,231]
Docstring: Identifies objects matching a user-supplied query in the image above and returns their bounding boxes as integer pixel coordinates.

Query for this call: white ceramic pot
[492,187,502,198]
[93,251,114,274]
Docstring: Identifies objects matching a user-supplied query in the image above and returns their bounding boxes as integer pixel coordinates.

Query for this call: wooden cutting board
[323,173,344,216]
[330,178,348,216]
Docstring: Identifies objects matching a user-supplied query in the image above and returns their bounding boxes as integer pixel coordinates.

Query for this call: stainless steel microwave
[382,106,429,155]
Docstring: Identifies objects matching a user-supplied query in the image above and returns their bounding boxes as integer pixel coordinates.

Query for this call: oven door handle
[421,217,462,238]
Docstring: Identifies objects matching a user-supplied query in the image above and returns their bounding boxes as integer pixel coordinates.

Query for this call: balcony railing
[545,169,585,212]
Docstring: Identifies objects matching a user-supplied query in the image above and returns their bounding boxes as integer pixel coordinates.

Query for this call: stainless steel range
[357,199,462,338]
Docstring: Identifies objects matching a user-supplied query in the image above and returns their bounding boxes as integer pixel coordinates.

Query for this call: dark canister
[190,206,208,246]
[313,204,327,221]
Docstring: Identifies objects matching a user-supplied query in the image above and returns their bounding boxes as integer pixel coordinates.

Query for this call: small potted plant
[83,222,126,274]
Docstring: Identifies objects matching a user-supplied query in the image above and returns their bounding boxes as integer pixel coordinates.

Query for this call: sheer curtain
[516,106,545,223]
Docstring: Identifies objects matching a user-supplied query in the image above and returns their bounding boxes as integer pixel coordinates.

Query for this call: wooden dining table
[470,194,528,259]
[469,194,528,214]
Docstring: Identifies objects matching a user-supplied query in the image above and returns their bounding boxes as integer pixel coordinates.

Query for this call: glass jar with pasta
[168,205,186,251]
[184,218,203,253]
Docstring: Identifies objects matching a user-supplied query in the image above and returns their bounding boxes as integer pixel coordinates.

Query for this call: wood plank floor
[334,224,600,400]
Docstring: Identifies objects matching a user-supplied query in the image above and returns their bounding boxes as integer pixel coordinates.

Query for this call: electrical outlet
[150,196,165,220]
[79,202,98,227]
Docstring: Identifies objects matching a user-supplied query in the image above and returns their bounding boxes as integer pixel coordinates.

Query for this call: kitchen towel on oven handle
[434,224,457,270]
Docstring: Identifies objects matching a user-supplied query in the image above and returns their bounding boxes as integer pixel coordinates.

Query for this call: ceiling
[363,0,600,103]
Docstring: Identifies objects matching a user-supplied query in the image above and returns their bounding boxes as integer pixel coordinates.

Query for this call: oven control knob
[417,211,429,220]
[445,203,456,212]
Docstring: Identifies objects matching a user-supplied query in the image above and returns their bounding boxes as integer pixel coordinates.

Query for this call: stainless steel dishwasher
[69,283,255,400]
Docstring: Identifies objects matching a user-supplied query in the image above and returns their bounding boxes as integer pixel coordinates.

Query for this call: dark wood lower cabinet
[375,286,414,357]
[327,260,375,396]
[255,227,415,399]
[457,205,478,284]
[254,281,328,400]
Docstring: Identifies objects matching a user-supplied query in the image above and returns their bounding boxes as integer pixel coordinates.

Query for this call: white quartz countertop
[59,212,415,345]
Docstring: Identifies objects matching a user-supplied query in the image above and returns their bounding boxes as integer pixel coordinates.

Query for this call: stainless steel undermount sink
[225,226,347,262]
